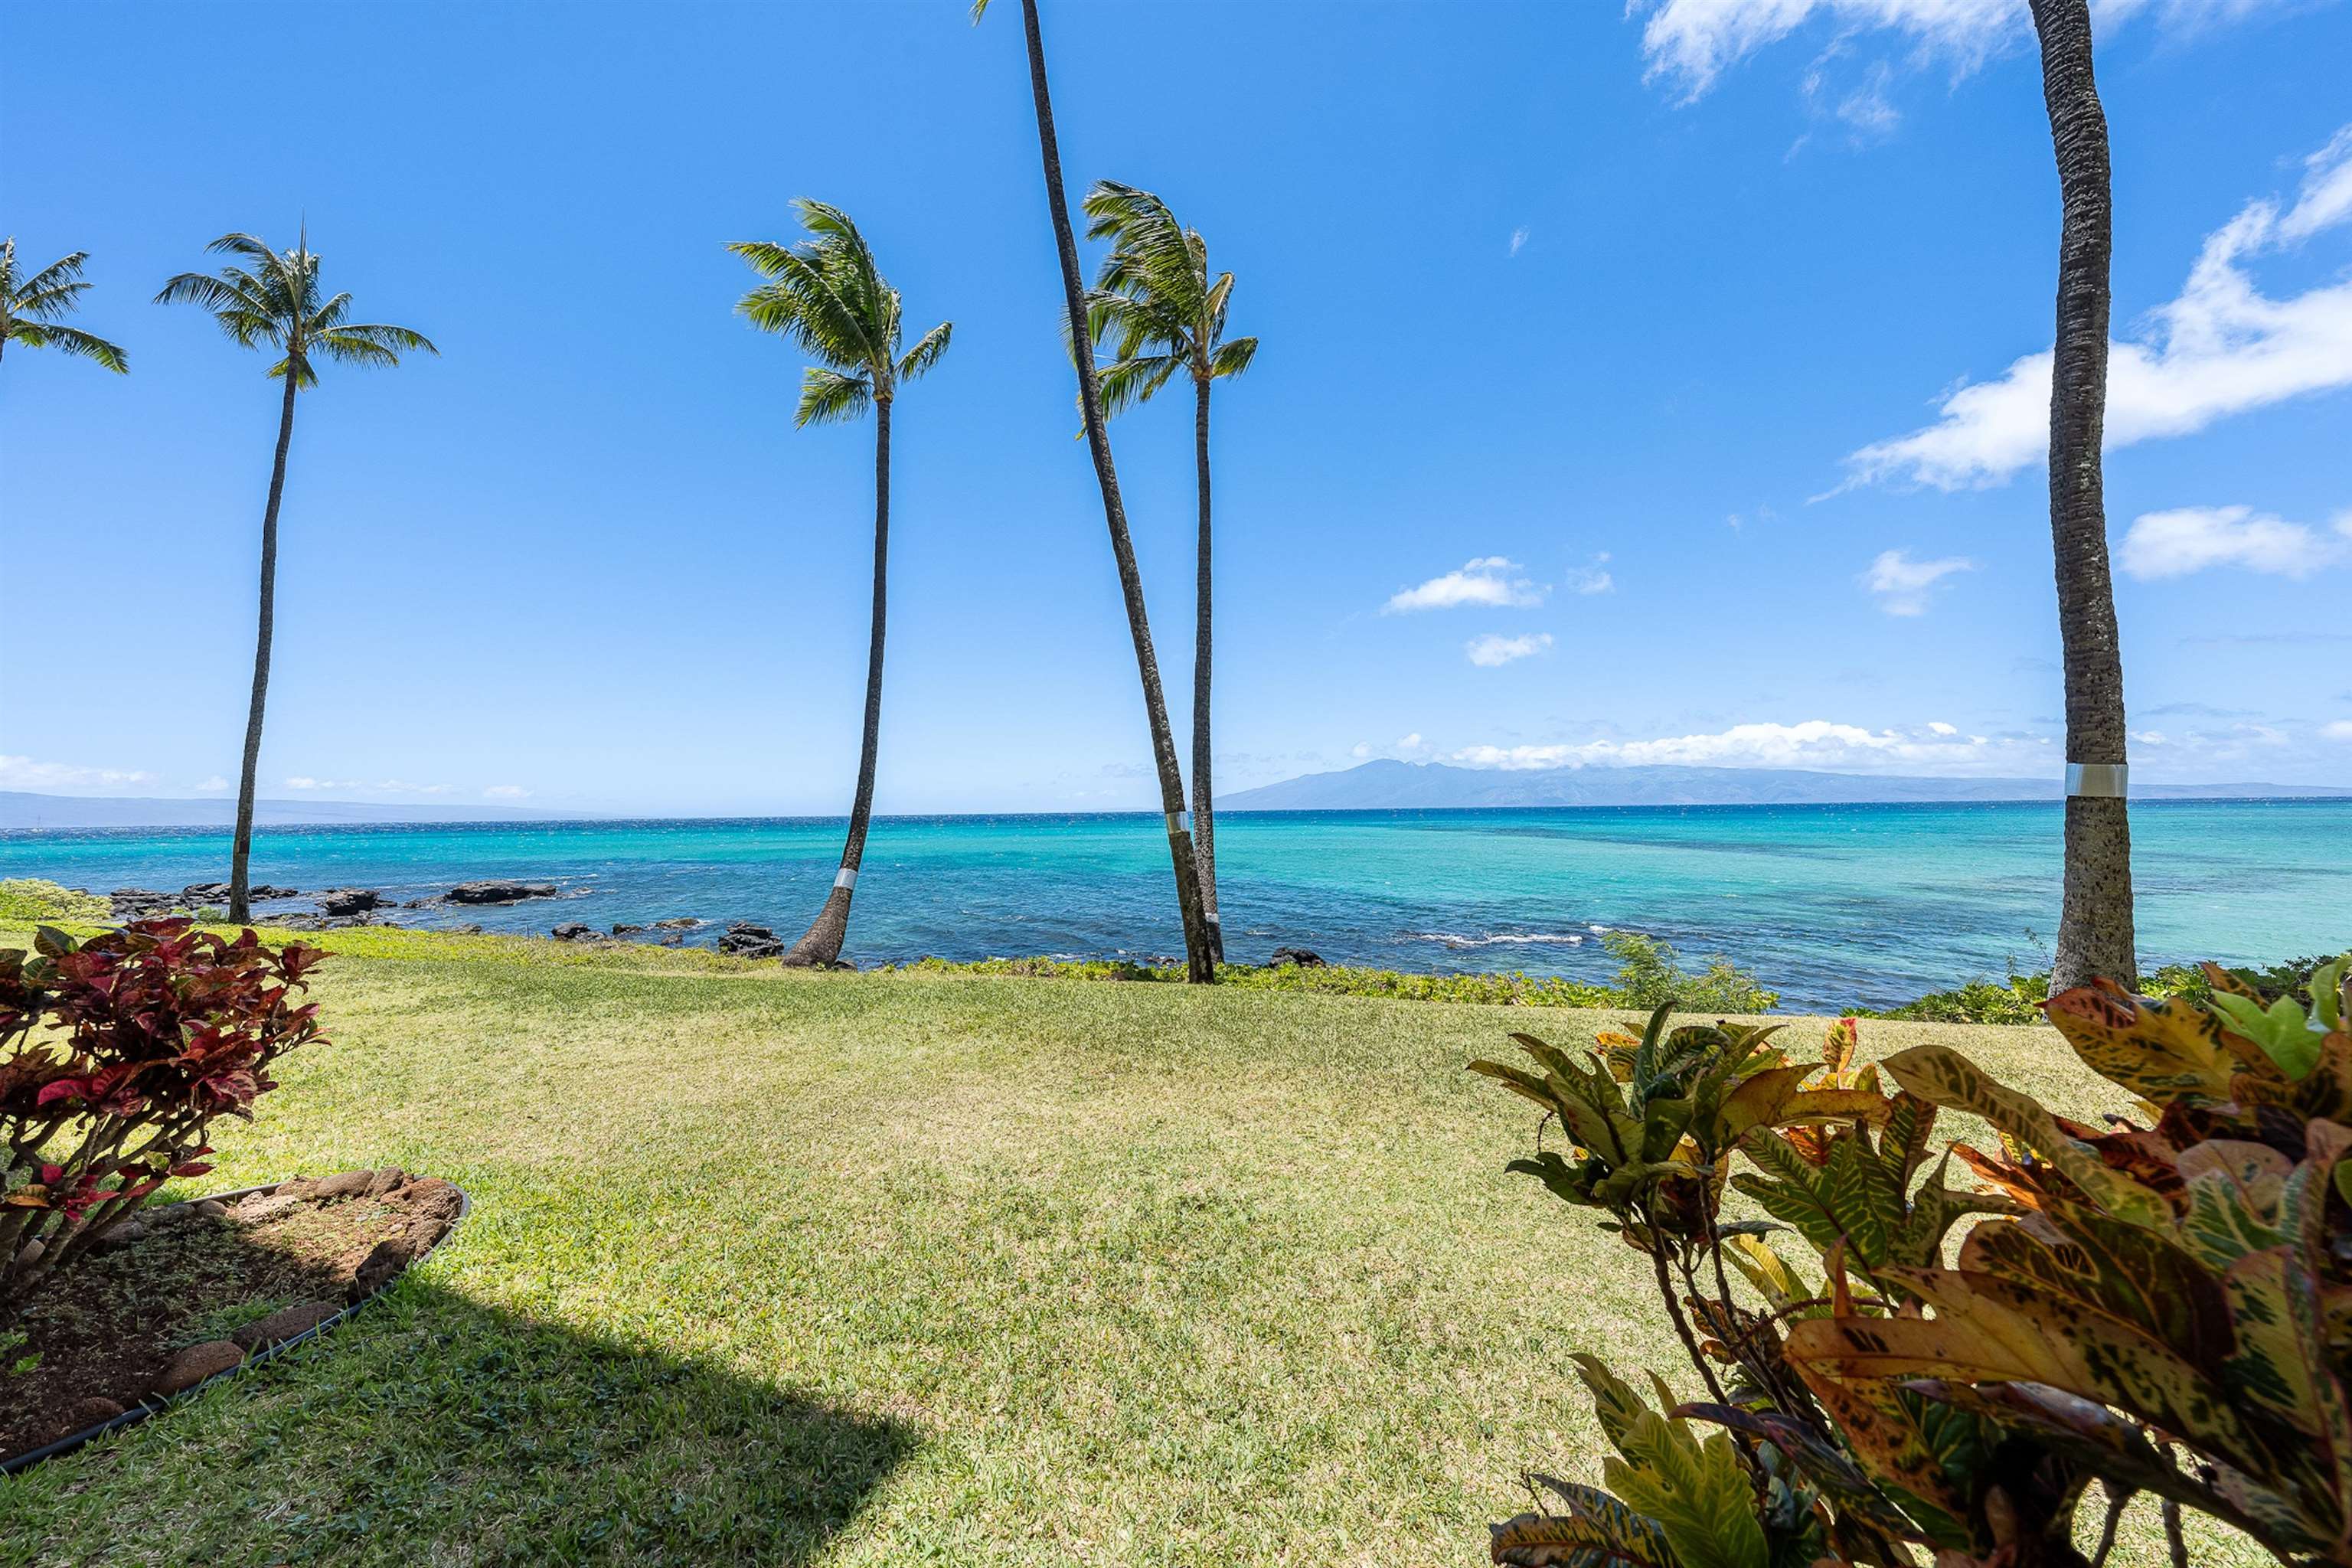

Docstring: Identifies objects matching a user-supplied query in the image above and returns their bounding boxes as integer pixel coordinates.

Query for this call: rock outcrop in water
[445,880,559,906]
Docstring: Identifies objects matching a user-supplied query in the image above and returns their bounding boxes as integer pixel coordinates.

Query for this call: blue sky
[5,0,2350,815]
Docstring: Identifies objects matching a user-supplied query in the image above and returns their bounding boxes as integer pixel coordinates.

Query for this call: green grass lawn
[0,925,2259,1566]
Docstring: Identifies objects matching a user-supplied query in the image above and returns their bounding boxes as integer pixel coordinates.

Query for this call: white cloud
[1444,718,2049,775]
[1862,549,1974,614]
[1509,226,1530,256]
[1383,557,1546,612]
[483,784,531,799]
[1929,720,1958,735]
[2118,505,2352,580]
[0,755,162,794]
[194,775,230,792]
[1632,0,2299,103]
[1466,632,1556,667]
[2323,720,2352,741]
[1568,552,1616,594]
[283,776,361,791]
[1846,124,2352,489]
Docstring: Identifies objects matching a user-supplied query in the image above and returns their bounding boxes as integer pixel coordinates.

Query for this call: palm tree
[728,202,952,969]
[1076,182,1256,962]
[974,0,1217,982]
[157,232,435,923]
[2027,0,2136,991]
[1,240,128,373]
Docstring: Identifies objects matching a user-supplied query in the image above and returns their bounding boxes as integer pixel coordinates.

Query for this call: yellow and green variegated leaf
[1774,1364,1979,1551]
[1779,1088,1895,1127]
[1468,1058,1560,1114]
[1880,1044,2171,1229]
[1956,1202,2231,1365]
[1730,1171,1844,1259]
[1606,1413,1770,1568]
[1717,1064,1810,1142]
[2177,1141,2292,1272]
[2278,1122,2352,1517]
[1819,1132,1907,1266]
[1787,1266,2274,1481]
[2042,982,2238,1102]
[1488,1511,1664,1568]
[1723,1233,1809,1308]
[1570,1352,1655,1450]
[2224,1246,2318,1422]
[1884,1093,1939,1182]
[1823,1016,1859,1077]
[1884,1151,2014,1272]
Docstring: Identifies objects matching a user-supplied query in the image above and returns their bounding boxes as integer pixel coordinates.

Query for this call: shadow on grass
[0,1276,916,1564]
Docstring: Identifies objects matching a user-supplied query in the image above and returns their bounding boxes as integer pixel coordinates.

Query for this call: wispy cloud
[484,784,531,799]
[1567,552,1615,595]
[2325,720,2352,742]
[1383,557,1546,613]
[1508,226,1530,257]
[2119,505,2352,580]
[1632,0,2304,103]
[1844,125,2352,489]
[0,755,161,794]
[284,777,362,791]
[194,776,230,792]
[1445,718,2028,775]
[1466,632,1555,667]
[1861,549,1973,615]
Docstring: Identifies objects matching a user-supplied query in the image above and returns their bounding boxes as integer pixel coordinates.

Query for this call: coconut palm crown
[1077,183,1256,414]
[155,231,435,387]
[727,201,952,427]
[0,239,129,371]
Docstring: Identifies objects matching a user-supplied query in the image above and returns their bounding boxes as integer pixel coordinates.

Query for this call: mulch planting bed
[1,1170,464,1465]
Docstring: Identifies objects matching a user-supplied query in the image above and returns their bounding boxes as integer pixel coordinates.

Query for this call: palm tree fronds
[9,321,129,371]
[897,321,952,382]
[1209,335,1256,381]
[796,366,873,427]
[1096,351,1184,418]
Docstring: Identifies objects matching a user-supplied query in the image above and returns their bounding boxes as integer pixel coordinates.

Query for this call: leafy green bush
[1860,952,2346,1024]
[1472,952,2352,1566]
[0,880,109,925]
[876,954,1619,1008]
[1601,929,1778,1014]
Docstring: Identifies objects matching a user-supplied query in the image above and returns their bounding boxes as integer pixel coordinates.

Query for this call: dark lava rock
[181,882,231,903]
[366,1167,408,1197]
[651,916,700,929]
[718,922,786,959]
[310,1170,376,1200]
[152,1340,244,1396]
[350,1238,414,1301]
[231,1300,341,1352]
[452,921,485,934]
[610,923,645,936]
[1269,947,1327,969]
[446,880,559,905]
[315,889,383,916]
[550,922,600,942]
[109,888,180,919]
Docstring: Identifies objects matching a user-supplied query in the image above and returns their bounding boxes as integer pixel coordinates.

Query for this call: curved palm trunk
[1015,0,1214,983]
[2030,0,2136,992]
[1191,372,1222,962]
[228,369,300,924]
[786,396,892,967]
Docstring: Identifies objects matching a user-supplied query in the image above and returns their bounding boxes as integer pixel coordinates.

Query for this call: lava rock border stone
[0,1175,471,1475]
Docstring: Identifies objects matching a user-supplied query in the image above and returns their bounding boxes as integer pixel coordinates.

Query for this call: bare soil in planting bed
[0,1171,462,1463]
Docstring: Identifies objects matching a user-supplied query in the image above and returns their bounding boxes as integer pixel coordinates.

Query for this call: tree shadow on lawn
[0,1276,916,1566]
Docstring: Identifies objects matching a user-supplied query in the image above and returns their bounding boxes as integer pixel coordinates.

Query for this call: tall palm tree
[157,232,435,923]
[1077,182,1256,962]
[729,202,952,969]
[2028,0,2136,991]
[1,240,128,373]
[974,0,1217,982]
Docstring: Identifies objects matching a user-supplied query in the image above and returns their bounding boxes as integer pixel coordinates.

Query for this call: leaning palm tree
[1076,182,1256,962]
[157,232,435,923]
[0,239,128,372]
[972,0,1217,982]
[729,202,952,969]
[2028,0,2135,991]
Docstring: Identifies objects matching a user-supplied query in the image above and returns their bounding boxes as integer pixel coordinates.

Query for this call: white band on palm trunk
[834,867,858,890]
[1165,813,1184,836]
[2065,763,2128,799]
[1204,913,1220,926]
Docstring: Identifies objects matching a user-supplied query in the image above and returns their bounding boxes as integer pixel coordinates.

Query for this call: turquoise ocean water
[1,802,2343,1010]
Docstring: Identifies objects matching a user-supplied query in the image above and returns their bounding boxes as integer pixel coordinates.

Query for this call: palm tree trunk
[786,394,892,968]
[1014,0,1214,984]
[228,369,299,924]
[2030,0,2136,992]
[1191,372,1222,962]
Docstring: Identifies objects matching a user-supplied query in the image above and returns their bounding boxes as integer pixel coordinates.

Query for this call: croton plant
[1,920,327,1315]
[1475,952,2352,1568]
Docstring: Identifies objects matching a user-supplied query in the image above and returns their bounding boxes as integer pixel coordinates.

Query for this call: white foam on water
[1412,931,1586,949]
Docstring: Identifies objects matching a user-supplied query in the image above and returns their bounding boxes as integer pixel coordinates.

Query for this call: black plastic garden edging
[0,1177,472,1475]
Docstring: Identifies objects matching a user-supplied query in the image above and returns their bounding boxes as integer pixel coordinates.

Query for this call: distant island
[1217,760,2352,811]
[0,792,575,831]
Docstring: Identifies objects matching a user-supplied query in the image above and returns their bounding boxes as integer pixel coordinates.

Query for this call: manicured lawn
[0,926,2259,1566]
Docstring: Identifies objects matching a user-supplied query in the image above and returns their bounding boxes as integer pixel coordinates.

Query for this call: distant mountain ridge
[0,792,577,831]
[1217,760,2352,811]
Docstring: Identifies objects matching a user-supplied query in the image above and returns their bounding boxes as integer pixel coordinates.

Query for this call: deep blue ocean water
[2,802,2344,1011]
